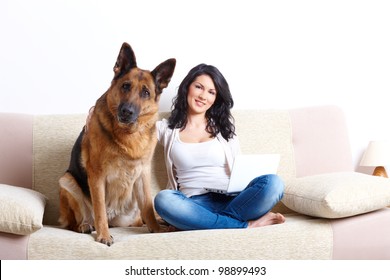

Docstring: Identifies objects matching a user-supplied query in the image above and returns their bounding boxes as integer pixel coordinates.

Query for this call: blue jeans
[154,174,284,230]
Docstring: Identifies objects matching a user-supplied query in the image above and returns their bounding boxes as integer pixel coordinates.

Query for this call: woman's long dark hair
[168,64,235,141]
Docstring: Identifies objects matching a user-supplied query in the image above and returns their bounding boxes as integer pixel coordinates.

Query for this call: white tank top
[171,133,230,197]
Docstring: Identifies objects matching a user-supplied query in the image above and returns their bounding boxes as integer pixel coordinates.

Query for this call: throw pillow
[282,172,390,218]
[0,184,47,235]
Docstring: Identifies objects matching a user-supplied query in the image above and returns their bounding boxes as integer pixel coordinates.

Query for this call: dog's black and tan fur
[58,43,175,246]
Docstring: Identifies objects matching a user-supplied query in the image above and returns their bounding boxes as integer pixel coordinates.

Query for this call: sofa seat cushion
[28,214,332,259]
[282,172,390,218]
[0,184,47,235]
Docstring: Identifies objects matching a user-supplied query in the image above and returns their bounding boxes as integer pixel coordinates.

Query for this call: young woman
[154,64,285,231]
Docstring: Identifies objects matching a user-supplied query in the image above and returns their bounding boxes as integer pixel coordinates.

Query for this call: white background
[1,0,390,172]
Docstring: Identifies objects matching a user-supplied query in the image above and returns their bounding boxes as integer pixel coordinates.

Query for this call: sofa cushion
[0,184,47,235]
[282,172,390,218]
[33,114,87,225]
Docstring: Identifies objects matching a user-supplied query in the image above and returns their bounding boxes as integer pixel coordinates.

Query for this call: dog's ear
[151,58,176,95]
[113,43,137,80]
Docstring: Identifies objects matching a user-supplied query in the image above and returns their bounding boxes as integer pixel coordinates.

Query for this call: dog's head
[106,42,176,127]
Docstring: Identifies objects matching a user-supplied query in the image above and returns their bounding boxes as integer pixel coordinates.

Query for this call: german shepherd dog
[58,43,176,246]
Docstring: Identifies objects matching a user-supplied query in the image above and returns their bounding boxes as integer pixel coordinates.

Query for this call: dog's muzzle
[118,103,140,124]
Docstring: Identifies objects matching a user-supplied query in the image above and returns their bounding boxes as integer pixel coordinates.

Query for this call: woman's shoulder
[217,133,241,153]
[156,118,169,129]
[216,133,239,143]
[156,118,174,143]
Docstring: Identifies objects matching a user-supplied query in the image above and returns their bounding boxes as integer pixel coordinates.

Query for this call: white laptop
[205,154,280,194]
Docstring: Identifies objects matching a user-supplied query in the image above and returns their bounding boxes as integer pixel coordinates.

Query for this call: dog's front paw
[79,223,94,234]
[152,224,166,233]
[97,234,114,246]
[150,224,172,233]
[156,217,169,227]
[156,224,178,233]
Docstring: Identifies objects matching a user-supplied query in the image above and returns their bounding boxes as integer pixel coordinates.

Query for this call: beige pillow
[0,184,47,235]
[282,172,390,218]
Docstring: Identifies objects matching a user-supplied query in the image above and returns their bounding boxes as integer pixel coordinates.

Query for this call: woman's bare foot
[247,212,285,228]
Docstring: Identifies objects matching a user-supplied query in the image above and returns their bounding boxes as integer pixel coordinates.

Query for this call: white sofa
[1,105,390,259]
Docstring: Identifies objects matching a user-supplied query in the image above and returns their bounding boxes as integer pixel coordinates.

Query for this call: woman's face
[187,74,217,115]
